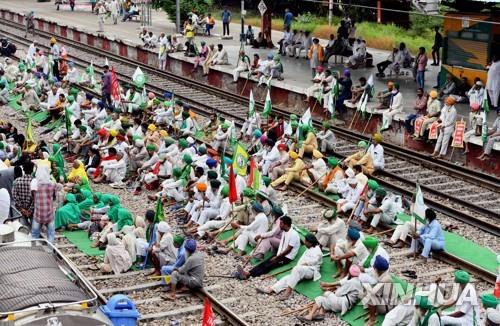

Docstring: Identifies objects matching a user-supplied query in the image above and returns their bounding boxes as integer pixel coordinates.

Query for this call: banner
[428,122,440,140]
[232,142,249,177]
[414,117,424,136]
[451,120,466,148]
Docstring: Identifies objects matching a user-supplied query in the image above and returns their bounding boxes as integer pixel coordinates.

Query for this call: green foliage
[409,12,443,38]
[152,0,213,22]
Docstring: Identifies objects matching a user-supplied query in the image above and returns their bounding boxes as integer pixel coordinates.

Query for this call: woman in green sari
[78,190,97,220]
[107,195,122,223]
[116,207,134,231]
[54,193,81,230]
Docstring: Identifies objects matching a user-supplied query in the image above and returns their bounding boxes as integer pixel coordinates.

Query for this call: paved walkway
[0,0,476,119]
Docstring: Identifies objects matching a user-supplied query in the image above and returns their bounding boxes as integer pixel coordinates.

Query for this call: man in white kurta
[234,202,269,252]
[263,234,323,300]
[314,208,346,250]
[381,84,403,131]
[486,56,499,108]
[432,96,457,158]
[102,152,127,184]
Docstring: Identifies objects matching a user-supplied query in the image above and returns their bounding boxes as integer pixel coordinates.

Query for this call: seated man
[161,239,204,301]
[331,227,368,279]
[257,233,322,300]
[410,208,445,261]
[249,206,284,261]
[360,187,398,233]
[346,39,366,68]
[299,265,363,321]
[316,122,336,153]
[211,44,229,65]
[231,202,269,256]
[161,235,186,276]
[298,125,318,158]
[477,108,500,161]
[311,208,346,252]
[344,77,367,108]
[235,216,300,280]
[122,2,139,21]
[364,255,395,326]
[439,270,479,326]
[270,150,305,191]
[413,90,441,139]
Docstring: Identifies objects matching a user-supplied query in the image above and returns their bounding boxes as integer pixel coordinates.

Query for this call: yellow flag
[232,142,249,177]
[25,118,36,149]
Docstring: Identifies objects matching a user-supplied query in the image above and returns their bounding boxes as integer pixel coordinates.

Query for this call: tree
[152,0,213,23]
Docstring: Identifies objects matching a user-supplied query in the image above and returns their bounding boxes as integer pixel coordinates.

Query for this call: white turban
[157,221,170,233]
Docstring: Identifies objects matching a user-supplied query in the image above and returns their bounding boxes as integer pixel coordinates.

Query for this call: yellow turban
[159,130,168,138]
[109,129,118,137]
[148,124,157,131]
[429,90,438,99]
[373,133,383,143]
[50,37,57,44]
[289,151,298,160]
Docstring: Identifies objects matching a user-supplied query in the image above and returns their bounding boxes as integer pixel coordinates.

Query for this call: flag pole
[413,181,419,259]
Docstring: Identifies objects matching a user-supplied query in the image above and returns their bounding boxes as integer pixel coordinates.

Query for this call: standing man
[12,161,35,224]
[431,96,457,159]
[101,65,112,109]
[25,11,35,38]
[31,165,58,243]
[49,37,60,80]
[415,47,428,89]
[221,9,231,37]
[283,8,293,30]
[431,26,442,66]
[97,1,106,33]
[486,54,499,110]
[110,0,120,25]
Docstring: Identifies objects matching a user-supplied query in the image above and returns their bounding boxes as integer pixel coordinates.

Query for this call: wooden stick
[370,228,394,237]
[212,213,236,240]
[362,113,373,134]
[240,76,250,95]
[349,110,359,129]
[243,238,263,267]
[296,171,328,197]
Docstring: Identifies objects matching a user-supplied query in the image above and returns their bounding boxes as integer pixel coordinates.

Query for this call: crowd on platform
[0,33,498,324]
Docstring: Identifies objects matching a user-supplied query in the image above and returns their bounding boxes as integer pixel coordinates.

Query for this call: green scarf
[363,244,378,269]
[418,308,441,326]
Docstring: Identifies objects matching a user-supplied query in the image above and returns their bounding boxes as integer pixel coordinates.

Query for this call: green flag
[64,107,72,136]
[262,89,272,117]
[248,89,255,117]
[481,96,489,144]
[132,66,146,88]
[154,198,164,224]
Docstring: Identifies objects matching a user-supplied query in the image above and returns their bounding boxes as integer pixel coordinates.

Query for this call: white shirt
[277,228,300,260]
[368,143,384,170]
[445,284,479,325]
[389,91,403,111]
[242,212,268,235]
[296,245,323,281]
[0,188,10,224]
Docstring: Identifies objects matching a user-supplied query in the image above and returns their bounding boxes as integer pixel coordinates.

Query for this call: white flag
[248,90,255,117]
[327,92,335,115]
[132,66,145,87]
[104,57,109,67]
[412,183,428,221]
[141,86,147,103]
[300,108,312,126]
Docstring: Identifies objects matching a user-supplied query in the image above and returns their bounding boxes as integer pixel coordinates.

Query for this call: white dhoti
[370,212,395,228]
[315,292,347,313]
[235,229,258,251]
[337,199,356,212]
[381,303,415,326]
[440,315,470,326]
[103,167,125,183]
[197,207,219,226]
[197,220,227,237]
[434,127,454,156]
[382,109,403,130]
[317,230,343,248]
[390,221,418,243]
[271,266,315,293]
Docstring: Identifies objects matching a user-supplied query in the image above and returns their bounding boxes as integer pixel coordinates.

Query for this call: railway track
[0,103,496,325]
[3,16,499,237]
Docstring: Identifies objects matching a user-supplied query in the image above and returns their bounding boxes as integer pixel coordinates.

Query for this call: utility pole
[328,0,333,26]
[176,0,180,33]
[240,0,245,43]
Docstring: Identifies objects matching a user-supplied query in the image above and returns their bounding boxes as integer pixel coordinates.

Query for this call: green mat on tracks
[63,230,104,257]
[396,213,497,274]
